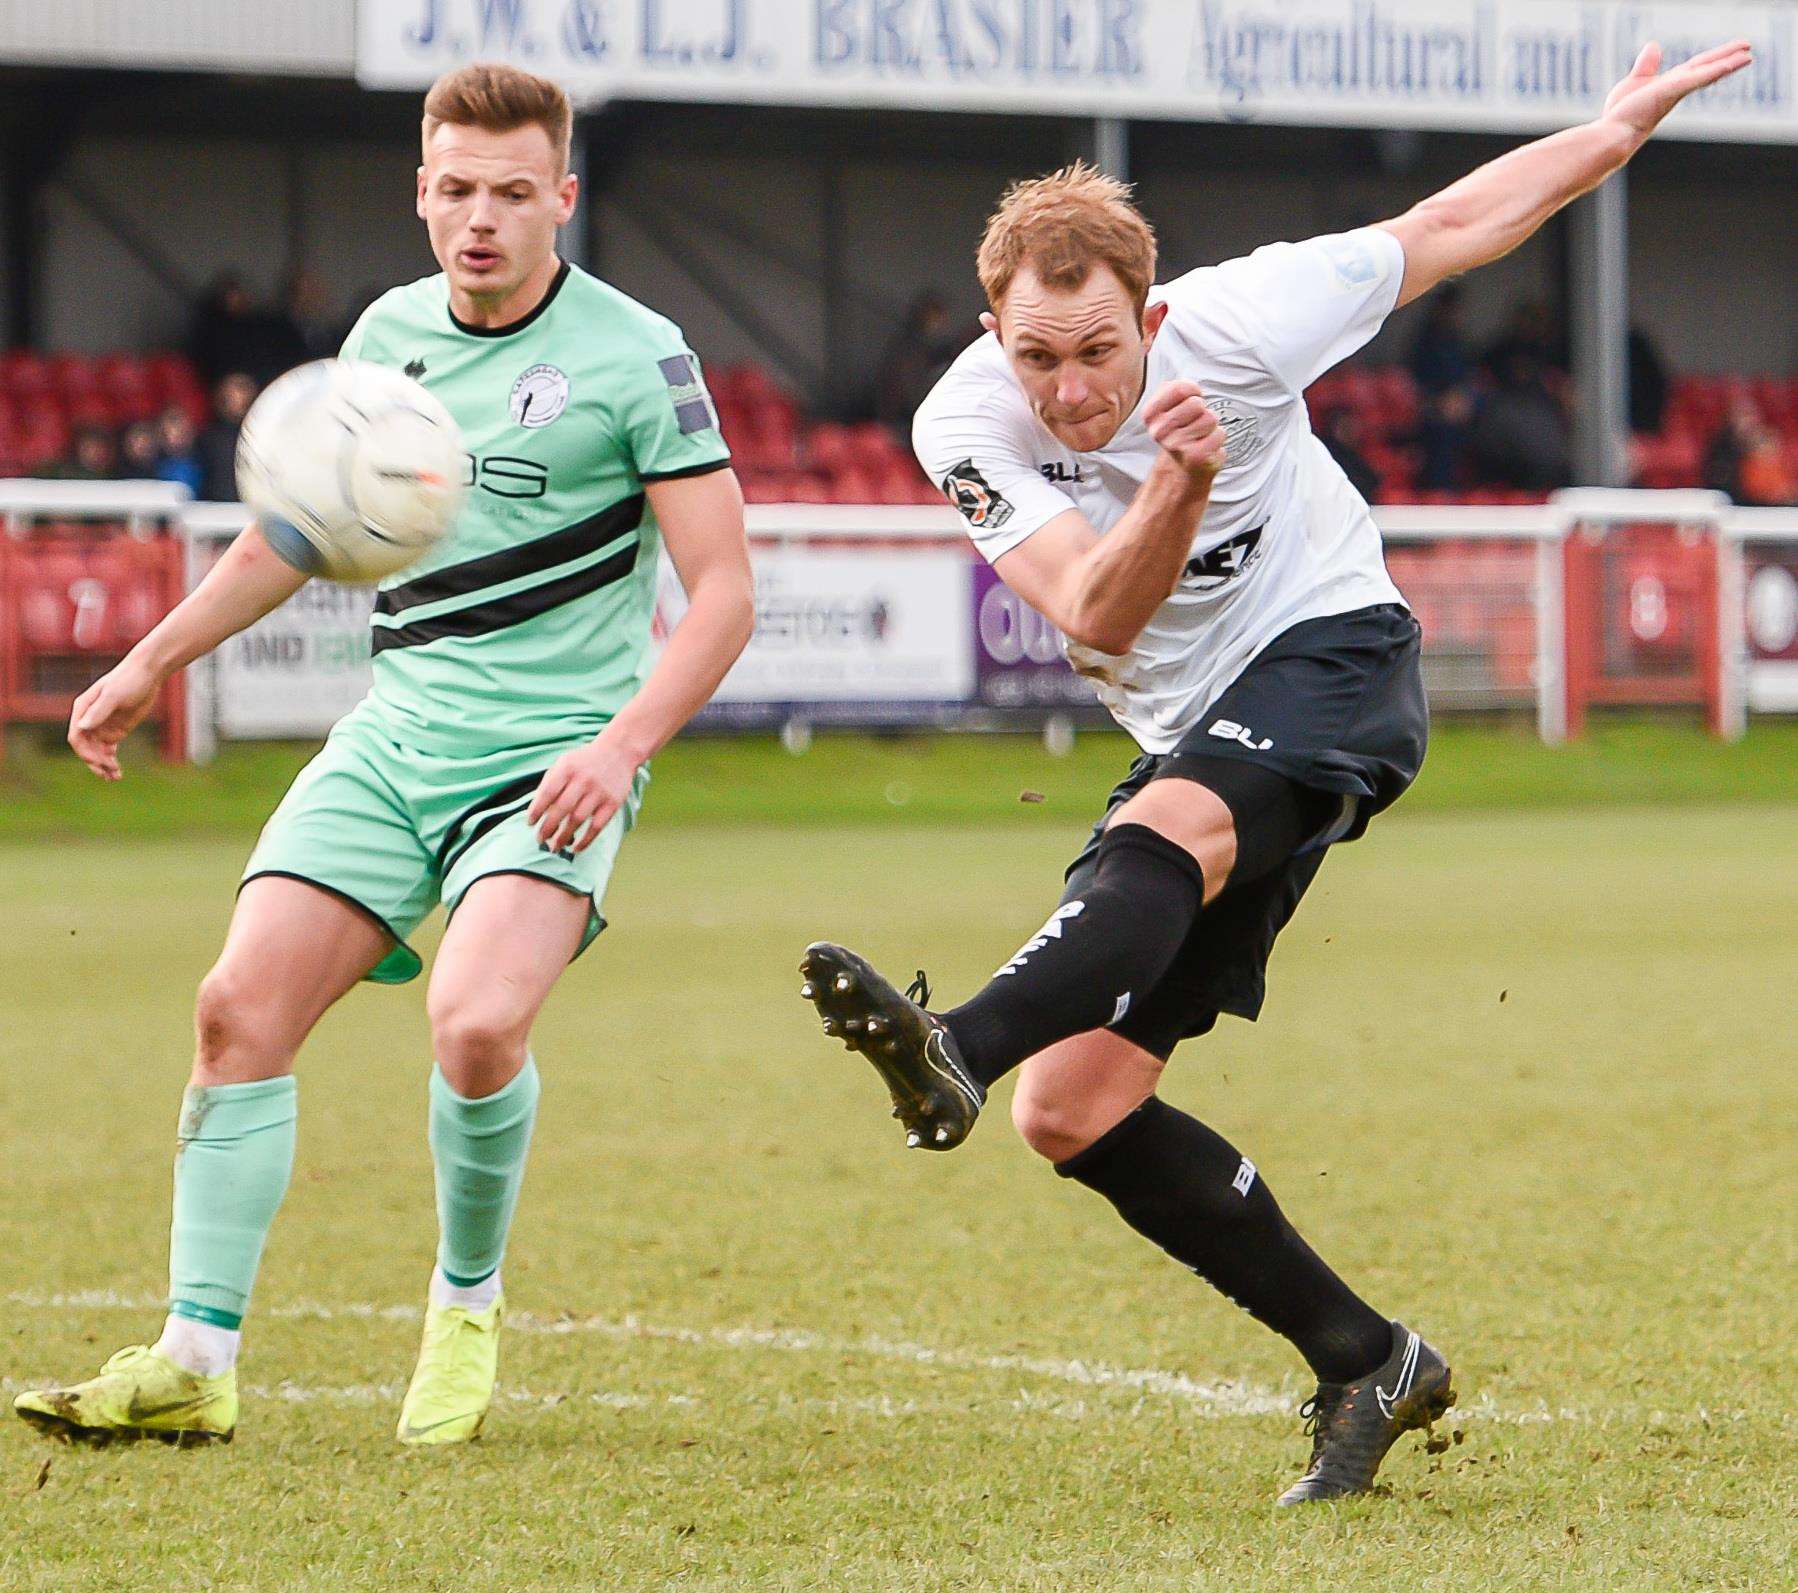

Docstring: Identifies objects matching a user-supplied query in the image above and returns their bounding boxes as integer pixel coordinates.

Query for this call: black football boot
[1276,1322,1456,1506]
[798,943,984,1151]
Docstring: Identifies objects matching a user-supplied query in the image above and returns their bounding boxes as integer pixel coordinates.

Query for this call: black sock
[940,825,1205,1088]
[1056,1097,1392,1384]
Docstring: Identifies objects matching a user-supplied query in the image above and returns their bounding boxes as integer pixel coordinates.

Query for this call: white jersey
[913,227,1408,754]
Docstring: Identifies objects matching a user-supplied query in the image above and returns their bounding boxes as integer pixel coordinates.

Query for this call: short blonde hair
[976,162,1158,320]
[422,62,572,174]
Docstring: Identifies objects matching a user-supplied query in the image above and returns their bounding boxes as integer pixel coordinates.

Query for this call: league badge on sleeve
[942,459,1015,530]
[658,353,720,436]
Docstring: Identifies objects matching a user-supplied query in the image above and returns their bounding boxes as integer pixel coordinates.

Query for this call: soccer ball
[236,359,466,584]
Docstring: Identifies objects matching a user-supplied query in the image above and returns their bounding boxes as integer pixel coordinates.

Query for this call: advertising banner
[970,560,1101,715]
[659,544,980,726]
[213,579,376,739]
[1744,545,1798,710]
[359,1,1798,144]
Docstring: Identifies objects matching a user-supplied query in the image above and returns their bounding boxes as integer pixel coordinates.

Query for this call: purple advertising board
[970,559,1106,719]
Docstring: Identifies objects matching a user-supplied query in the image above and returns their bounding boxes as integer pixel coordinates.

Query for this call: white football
[236,359,466,584]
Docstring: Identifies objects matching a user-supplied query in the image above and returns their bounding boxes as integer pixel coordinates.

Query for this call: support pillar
[1092,117,1130,181]
[1569,169,1630,488]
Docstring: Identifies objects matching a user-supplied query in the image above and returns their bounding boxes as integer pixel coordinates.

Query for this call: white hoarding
[360,0,1798,143]
[660,546,974,704]
[213,580,375,739]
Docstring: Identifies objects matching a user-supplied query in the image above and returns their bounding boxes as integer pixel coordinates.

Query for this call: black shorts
[1061,603,1426,1059]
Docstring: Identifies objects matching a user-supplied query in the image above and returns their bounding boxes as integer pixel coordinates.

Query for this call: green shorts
[243,707,646,984]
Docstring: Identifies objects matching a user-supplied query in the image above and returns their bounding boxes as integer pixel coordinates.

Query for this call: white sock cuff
[429,1265,502,1311]
[156,1314,241,1377]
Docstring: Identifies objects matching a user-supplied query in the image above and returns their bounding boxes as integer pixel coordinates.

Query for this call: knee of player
[428,993,531,1081]
[1105,784,1235,896]
[193,965,260,1054]
[1011,1089,1102,1163]
[191,966,285,1080]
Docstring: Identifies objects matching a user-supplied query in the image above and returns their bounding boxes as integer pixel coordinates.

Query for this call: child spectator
[155,405,204,495]
[51,424,119,482]
[118,419,162,479]
[199,372,258,500]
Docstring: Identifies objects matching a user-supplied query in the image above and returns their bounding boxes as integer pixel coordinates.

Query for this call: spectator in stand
[1408,284,1475,489]
[191,272,321,386]
[1705,395,1796,505]
[118,419,162,480]
[874,291,973,430]
[1627,325,1669,435]
[50,424,119,482]
[1483,299,1567,383]
[282,268,339,363]
[198,372,259,501]
[155,405,204,495]
[189,273,265,385]
[1317,406,1381,502]
[1468,340,1572,492]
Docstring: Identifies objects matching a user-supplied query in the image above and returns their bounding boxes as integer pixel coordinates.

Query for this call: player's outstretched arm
[67,522,309,781]
[529,468,755,854]
[994,380,1223,655]
[1379,39,1754,308]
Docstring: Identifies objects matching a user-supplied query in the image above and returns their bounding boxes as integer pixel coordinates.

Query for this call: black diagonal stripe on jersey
[435,771,551,875]
[370,537,643,654]
[374,493,646,618]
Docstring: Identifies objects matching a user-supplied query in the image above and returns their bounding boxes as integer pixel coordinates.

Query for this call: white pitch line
[0,1288,1610,1426]
[0,1373,1198,1424]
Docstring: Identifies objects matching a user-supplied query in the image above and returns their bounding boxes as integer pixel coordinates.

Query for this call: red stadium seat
[144,353,199,395]
[806,422,856,474]
[750,405,800,470]
[68,393,121,429]
[826,465,879,503]
[737,467,788,504]
[1,349,53,396]
[1371,367,1419,435]
[107,372,161,424]
[13,410,71,471]
[51,354,102,401]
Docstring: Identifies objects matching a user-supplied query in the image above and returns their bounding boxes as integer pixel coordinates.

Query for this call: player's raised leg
[14,878,390,1446]
[394,872,587,1446]
[1011,1030,1454,1504]
[800,780,1235,1149]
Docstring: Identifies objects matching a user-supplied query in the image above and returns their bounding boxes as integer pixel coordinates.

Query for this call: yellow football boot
[396,1295,503,1445]
[14,1345,236,1446]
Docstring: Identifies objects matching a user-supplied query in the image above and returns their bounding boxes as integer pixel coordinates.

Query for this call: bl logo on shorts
[1209,718,1273,751]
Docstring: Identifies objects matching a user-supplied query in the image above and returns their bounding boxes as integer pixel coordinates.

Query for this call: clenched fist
[1144,380,1226,481]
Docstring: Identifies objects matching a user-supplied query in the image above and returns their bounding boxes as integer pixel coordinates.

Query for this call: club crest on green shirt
[510,364,570,429]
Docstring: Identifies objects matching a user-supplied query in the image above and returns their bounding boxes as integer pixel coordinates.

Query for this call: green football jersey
[337,260,730,755]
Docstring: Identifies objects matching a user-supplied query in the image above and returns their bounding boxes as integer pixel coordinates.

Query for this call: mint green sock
[429,1059,540,1287]
[168,1077,298,1330]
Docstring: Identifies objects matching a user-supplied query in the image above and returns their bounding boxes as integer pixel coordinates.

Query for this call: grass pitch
[0,791,1793,1587]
